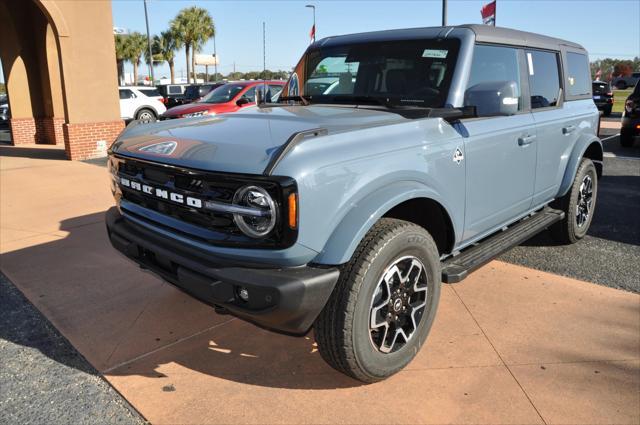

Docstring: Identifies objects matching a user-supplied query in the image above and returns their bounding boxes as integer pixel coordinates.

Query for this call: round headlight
[232,185,277,238]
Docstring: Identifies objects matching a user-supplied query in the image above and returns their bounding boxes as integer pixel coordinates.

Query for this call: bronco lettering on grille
[119,177,203,208]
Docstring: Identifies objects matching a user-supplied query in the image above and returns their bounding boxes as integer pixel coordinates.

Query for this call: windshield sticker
[422,49,448,59]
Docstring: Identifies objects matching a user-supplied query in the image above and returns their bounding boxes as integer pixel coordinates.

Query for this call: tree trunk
[133,61,138,85]
[185,44,191,84]
[169,60,175,84]
[191,49,196,83]
[117,60,124,85]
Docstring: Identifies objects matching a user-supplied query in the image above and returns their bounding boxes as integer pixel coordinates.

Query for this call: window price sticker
[422,49,448,59]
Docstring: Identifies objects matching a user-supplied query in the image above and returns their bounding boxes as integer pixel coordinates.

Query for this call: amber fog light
[232,185,277,238]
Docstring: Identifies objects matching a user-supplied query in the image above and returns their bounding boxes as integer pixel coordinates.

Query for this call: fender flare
[312,181,455,265]
[557,135,603,198]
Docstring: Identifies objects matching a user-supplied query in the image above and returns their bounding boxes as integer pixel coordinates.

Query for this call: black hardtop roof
[315,24,586,52]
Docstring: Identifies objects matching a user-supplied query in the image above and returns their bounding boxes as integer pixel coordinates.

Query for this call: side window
[119,89,134,100]
[566,52,591,97]
[465,45,523,114]
[241,86,256,101]
[526,50,561,108]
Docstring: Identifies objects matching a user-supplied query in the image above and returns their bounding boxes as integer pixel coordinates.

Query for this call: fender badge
[453,147,464,164]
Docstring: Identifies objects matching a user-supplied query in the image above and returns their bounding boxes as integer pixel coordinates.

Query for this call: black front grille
[110,155,298,248]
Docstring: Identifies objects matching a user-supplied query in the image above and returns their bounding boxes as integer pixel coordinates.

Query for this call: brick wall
[37,117,66,145]
[9,118,37,145]
[62,120,125,160]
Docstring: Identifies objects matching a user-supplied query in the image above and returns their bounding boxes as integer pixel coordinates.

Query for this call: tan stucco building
[0,0,123,160]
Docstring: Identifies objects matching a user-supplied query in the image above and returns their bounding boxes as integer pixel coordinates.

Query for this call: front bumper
[106,207,339,334]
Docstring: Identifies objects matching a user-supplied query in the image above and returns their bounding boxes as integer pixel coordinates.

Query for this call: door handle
[518,134,536,146]
[562,125,576,135]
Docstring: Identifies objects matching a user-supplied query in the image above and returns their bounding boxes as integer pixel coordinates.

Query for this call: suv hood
[111,105,410,174]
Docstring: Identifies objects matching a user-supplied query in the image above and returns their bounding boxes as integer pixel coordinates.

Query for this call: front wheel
[314,218,441,383]
[551,158,598,244]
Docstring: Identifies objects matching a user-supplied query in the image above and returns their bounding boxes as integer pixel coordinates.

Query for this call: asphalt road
[0,273,145,425]
[500,117,640,293]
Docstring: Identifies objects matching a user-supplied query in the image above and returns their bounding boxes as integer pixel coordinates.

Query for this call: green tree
[114,35,129,85]
[171,7,215,84]
[152,30,182,84]
[124,32,147,84]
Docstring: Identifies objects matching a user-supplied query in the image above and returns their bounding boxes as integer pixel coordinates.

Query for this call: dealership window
[526,50,561,108]
[466,45,523,111]
[566,52,591,97]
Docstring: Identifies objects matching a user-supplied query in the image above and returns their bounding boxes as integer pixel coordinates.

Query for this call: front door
[459,44,537,242]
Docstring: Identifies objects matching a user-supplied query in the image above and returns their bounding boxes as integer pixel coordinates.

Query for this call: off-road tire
[314,218,441,383]
[551,158,598,244]
[620,128,635,147]
[603,106,612,117]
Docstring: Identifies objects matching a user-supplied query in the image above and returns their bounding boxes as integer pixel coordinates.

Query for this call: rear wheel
[551,158,598,244]
[314,218,441,383]
[136,108,156,123]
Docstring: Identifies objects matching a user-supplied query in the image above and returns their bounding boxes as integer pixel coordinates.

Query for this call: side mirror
[236,97,251,107]
[464,81,519,117]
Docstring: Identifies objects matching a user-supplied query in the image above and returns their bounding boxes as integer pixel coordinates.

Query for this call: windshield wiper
[323,95,433,110]
[277,95,310,106]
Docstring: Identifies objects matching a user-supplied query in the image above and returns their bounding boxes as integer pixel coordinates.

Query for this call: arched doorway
[0,0,124,160]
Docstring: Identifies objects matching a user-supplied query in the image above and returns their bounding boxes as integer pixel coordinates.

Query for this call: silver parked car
[106,25,601,382]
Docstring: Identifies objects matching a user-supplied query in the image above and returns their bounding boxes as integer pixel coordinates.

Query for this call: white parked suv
[118,86,166,122]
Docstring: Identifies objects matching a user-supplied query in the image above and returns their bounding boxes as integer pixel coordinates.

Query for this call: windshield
[200,84,245,104]
[279,38,460,108]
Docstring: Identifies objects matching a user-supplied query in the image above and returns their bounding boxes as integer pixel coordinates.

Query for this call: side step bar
[441,207,564,283]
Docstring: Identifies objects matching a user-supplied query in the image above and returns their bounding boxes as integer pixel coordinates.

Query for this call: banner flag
[481,1,496,26]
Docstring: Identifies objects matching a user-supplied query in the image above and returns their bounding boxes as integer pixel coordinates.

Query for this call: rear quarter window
[566,52,591,98]
[138,88,161,97]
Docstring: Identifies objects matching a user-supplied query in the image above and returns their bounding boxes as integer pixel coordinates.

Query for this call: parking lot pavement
[500,121,640,293]
[1,144,639,424]
[0,272,144,425]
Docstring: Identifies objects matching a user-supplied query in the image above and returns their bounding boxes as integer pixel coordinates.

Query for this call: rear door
[527,49,579,205]
[460,44,537,242]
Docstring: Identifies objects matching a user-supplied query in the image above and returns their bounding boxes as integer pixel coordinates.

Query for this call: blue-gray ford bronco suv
[106,25,602,382]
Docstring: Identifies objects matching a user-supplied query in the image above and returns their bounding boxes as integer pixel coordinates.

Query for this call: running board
[441,207,565,283]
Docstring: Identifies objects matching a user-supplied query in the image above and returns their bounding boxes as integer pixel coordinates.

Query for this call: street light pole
[213,34,217,81]
[442,0,447,26]
[143,0,154,85]
[305,4,315,42]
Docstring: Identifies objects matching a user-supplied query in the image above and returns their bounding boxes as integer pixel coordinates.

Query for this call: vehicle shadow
[0,212,363,390]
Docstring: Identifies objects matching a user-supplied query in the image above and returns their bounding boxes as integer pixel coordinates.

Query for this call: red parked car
[161,80,285,119]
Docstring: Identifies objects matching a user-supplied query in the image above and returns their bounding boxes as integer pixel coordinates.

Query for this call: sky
[111,0,640,79]
[3,0,637,85]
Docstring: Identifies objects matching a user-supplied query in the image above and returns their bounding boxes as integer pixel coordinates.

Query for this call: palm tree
[152,30,182,84]
[125,32,147,85]
[171,7,215,83]
[114,35,129,85]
